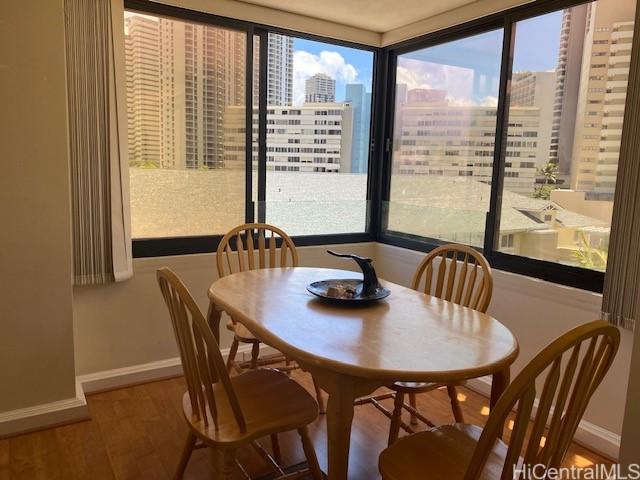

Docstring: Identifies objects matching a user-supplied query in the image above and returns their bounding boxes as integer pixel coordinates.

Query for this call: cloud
[293,50,358,105]
[396,57,480,106]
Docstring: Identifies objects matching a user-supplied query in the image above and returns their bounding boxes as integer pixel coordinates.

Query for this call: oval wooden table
[207,267,519,480]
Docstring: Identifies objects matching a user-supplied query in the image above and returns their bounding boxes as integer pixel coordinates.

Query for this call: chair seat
[379,423,508,480]
[183,369,318,448]
[226,320,259,343]
[391,380,465,394]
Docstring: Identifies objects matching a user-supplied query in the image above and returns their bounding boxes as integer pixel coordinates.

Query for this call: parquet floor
[0,370,610,479]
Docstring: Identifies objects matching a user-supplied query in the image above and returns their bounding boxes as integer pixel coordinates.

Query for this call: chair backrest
[157,267,247,433]
[465,320,620,480]
[411,244,493,313]
[216,223,299,278]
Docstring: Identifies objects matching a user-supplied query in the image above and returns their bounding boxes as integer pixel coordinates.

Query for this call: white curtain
[64,0,132,285]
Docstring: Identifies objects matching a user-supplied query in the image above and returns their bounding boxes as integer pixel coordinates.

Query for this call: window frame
[125,0,380,257]
[378,0,612,293]
[126,0,614,294]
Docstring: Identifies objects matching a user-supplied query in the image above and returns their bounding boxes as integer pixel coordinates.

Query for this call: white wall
[73,243,375,375]
[0,0,78,411]
[374,243,632,456]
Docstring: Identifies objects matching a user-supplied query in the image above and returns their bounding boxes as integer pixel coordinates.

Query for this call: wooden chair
[216,223,325,412]
[157,267,323,480]
[356,244,493,445]
[379,320,620,480]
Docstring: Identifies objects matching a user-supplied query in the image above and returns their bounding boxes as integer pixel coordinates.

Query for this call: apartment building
[393,97,541,195]
[305,73,336,103]
[571,0,635,199]
[224,103,354,173]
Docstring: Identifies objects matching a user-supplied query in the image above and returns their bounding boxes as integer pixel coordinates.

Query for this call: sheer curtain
[64,0,132,285]
[601,3,640,331]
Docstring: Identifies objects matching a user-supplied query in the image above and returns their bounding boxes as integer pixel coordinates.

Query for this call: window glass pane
[124,12,247,238]
[262,34,374,236]
[385,29,504,247]
[498,0,636,271]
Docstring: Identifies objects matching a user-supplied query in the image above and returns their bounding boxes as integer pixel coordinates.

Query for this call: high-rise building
[407,88,447,104]
[345,84,371,174]
[266,33,294,106]
[511,71,557,168]
[224,103,354,173]
[125,15,161,167]
[571,0,635,200]
[305,73,336,103]
[549,5,589,178]
[125,14,245,170]
[393,93,540,195]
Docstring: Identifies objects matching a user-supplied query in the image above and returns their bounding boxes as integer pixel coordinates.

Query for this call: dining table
[207,267,519,480]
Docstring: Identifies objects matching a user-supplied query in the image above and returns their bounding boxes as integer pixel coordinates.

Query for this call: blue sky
[291,10,561,106]
[395,10,562,104]
[293,38,374,103]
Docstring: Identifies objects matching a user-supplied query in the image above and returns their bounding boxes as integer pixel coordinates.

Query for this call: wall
[374,243,633,457]
[0,1,78,412]
[73,243,375,375]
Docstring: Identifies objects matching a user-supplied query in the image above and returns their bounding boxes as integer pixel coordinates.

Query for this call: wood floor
[0,371,610,480]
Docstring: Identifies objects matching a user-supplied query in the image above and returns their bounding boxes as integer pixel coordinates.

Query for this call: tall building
[549,5,589,178]
[393,91,540,195]
[511,71,557,168]
[571,0,635,199]
[125,14,246,169]
[305,73,336,103]
[266,33,294,106]
[125,15,161,167]
[407,88,446,104]
[345,84,372,174]
[224,103,354,173]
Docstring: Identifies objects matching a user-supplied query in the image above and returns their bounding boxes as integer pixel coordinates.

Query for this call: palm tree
[533,161,559,200]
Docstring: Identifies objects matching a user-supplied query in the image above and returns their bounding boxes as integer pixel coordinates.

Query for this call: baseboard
[77,343,279,395]
[465,377,620,460]
[0,379,89,438]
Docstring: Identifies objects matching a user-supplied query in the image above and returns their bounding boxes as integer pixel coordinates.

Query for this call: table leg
[207,302,222,344]
[301,366,380,480]
[325,385,357,480]
[490,367,510,409]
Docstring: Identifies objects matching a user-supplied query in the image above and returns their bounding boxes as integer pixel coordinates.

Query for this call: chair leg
[408,393,418,426]
[298,426,323,480]
[250,342,260,369]
[388,392,405,446]
[216,448,236,480]
[447,385,464,423]
[270,434,282,465]
[226,337,239,373]
[312,378,326,414]
[174,431,196,480]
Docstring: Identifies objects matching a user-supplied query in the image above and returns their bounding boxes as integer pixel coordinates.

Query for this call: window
[497,0,636,273]
[124,12,247,239]
[263,34,374,236]
[385,29,504,247]
[382,0,635,290]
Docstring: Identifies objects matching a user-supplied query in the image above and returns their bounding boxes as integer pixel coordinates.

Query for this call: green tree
[533,161,559,200]
[572,231,608,271]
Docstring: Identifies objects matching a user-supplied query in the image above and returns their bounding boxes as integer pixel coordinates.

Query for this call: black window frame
[126,0,616,293]
[377,0,612,293]
[126,0,380,257]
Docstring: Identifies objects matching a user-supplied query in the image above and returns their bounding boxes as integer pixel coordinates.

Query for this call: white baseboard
[0,379,89,438]
[465,377,620,460]
[77,343,277,395]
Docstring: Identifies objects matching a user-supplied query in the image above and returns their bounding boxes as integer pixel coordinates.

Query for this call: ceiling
[233,0,480,33]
